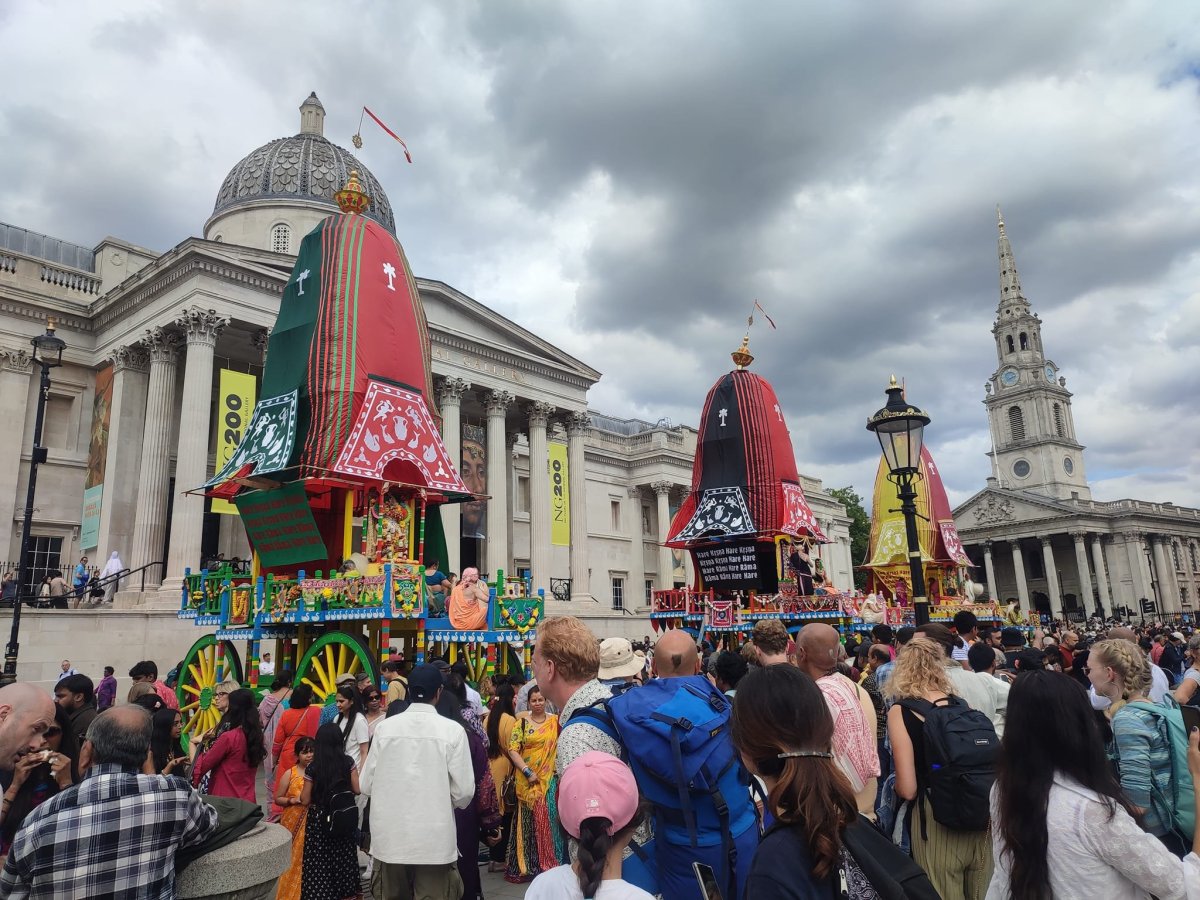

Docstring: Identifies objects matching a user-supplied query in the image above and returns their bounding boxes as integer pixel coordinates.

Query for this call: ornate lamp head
[335,170,371,215]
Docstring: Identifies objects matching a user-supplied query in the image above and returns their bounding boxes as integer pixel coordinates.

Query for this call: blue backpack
[1127,698,1196,842]
[568,677,757,851]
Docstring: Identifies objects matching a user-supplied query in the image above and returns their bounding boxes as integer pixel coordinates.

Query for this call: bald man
[0,682,56,772]
[651,628,701,678]
[795,623,880,820]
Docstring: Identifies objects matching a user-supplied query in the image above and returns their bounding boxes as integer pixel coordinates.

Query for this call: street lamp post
[1,321,66,686]
[866,376,932,626]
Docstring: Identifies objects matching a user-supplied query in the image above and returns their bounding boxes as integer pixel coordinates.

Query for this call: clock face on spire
[1001,368,1019,387]
[1044,364,1055,382]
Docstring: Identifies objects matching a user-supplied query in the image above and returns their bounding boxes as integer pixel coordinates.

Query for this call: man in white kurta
[360,664,475,899]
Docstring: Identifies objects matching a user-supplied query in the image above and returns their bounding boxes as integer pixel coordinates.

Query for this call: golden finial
[335,170,371,215]
[731,334,754,370]
[888,374,898,388]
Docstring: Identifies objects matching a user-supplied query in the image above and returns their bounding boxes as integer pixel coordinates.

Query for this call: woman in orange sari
[270,683,320,819]
[448,567,489,631]
[273,736,314,900]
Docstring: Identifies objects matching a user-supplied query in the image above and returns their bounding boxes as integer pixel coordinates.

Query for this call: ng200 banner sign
[549,442,570,546]
[211,369,257,515]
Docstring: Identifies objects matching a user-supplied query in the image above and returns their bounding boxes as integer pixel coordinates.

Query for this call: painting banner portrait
[81,364,113,549]
[212,369,257,514]
[549,441,570,546]
[461,423,486,539]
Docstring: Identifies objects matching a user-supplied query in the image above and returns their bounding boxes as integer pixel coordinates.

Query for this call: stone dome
[210,93,395,234]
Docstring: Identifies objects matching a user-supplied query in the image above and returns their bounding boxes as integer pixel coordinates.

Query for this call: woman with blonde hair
[1088,638,1187,855]
[888,637,994,899]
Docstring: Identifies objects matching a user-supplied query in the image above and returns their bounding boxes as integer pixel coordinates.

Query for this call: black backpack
[322,785,358,838]
[896,696,998,834]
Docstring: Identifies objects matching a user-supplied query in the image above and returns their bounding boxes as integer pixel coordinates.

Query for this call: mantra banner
[212,370,258,515]
[549,442,570,546]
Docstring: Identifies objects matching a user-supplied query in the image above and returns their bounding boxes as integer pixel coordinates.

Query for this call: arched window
[1019,332,1029,350]
[1006,335,1015,354]
[1008,406,1025,441]
[1053,403,1064,437]
[1190,542,1198,571]
[270,223,291,253]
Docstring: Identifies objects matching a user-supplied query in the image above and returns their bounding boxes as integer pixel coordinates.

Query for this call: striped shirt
[1112,703,1173,835]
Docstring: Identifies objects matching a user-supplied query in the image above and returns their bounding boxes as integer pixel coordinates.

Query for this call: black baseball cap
[407,664,443,702]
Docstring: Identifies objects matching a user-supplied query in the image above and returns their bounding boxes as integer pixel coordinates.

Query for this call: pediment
[418,278,601,385]
[953,487,1072,531]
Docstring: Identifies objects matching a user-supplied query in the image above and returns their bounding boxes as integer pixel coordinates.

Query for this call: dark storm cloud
[1,1,1198,507]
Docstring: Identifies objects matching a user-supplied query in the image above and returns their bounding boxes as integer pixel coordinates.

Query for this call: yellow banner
[211,369,258,515]
[549,442,570,545]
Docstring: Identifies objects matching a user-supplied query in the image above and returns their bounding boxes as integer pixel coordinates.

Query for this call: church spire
[997,204,1028,312]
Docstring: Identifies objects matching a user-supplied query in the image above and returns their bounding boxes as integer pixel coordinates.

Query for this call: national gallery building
[0,94,853,621]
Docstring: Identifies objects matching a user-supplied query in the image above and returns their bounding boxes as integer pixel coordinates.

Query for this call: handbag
[833,815,940,900]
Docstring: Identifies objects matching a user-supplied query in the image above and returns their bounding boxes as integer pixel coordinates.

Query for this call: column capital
[565,411,591,435]
[628,485,645,500]
[0,348,32,374]
[1039,535,1054,548]
[982,539,995,553]
[526,400,554,427]
[175,307,229,348]
[651,480,675,497]
[144,327,181,365]
[1149,533,1166,547]
[1122,530,1143,543]
[437,376,470,408]
[252,328,271,360]
[485,389,515,416]
[109,344,150,374]
[1070,530,1088,542]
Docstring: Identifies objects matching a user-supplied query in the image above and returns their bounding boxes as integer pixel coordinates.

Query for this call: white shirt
[334,713,370,769]
[968,671,1010,737]
[359,702,474,865]
[985,776,1200,900]
[1090,663,1169,710]
[259,658,275,677]
[465,684,486,719]
[944,662,999,725]
[527,865,655,900]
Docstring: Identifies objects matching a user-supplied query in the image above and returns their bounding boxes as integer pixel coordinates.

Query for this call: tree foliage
[829,486,870,590]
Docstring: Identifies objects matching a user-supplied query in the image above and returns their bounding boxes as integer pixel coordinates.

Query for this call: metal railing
[549,578,572,602]
[0,561,165,608]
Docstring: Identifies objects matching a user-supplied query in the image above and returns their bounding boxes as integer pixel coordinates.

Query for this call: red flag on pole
[357,107,413,163]
[754,300,777,330]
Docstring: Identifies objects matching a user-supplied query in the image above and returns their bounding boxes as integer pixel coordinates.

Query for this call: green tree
[829,486,870,590]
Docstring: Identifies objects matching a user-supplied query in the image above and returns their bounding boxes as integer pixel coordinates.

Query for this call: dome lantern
[300,91,326,136]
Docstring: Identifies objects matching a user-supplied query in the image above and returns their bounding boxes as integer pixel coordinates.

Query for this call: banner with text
[212,369,258,514]
[693,541,779,591]
[549,442,570,545]
[234,482,327,568]
[80,485,103,551]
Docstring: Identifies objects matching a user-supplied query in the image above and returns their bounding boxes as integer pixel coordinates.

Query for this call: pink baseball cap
[557,751,639,838]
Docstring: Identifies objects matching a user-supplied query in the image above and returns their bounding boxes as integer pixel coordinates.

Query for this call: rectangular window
[645,579,654,604]
[611,576,624,610]
[22,535,63,597]
[516,476,530,515]
[41,395,74,450]
[611,499,621,532]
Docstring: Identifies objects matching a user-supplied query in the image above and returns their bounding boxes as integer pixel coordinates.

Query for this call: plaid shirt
[0,763,218,899]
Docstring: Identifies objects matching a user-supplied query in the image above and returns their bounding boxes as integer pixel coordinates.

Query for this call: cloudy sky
[2,1,1199,511]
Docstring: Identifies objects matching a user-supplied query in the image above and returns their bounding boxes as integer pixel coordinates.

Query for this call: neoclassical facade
[953,214,1200,620]
[0,94,854,621]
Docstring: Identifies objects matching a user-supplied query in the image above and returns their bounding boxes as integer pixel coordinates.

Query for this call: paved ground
[480,865,529,899]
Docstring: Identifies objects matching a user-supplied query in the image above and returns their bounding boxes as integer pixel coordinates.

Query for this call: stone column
[1151,535,1177,614]
[566,412,592,601]
[1070,531,1094,616]
[485,390,513,580]
[161,309,228,599]
[526,401,554,595]
[652,481,675,590]
[95,346,150,563]
[626,486,646,607]
[1123,532,1150,606]
[437,378,468,575]
[1090,536,1112,614]
[1010,540,1031,612]
[0,350,32,561]
[982,540,998,602]
[1040,536,1063,618]
[129,329,180,587]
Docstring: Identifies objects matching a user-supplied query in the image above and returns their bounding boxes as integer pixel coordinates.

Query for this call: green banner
[234,482,327,569]
[80,484,103,551]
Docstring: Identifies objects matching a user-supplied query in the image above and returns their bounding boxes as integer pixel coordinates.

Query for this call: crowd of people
[0,611,1195,898]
